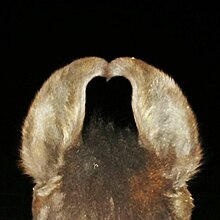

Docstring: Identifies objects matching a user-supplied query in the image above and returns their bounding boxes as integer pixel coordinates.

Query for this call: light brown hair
[21,57,202,219]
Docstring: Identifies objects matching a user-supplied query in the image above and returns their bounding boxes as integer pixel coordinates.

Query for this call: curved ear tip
[72,57,108,65]
[110,57,137,64]
[108,57,137,76]
[71,57,109,74]
[109,57,155,71]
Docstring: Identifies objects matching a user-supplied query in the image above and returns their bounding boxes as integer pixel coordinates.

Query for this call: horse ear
[20,57,108,184]
[109,57,202,187]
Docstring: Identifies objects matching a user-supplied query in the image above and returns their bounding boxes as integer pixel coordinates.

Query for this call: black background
[2,1,220,219]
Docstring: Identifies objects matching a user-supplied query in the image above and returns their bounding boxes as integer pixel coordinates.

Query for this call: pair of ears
[20,57,202,189]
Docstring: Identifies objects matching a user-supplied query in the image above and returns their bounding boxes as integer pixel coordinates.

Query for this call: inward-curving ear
[21,57,108,184]
[109,57,202,188]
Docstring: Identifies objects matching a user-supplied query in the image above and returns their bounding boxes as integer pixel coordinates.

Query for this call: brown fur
[20,57,202,219]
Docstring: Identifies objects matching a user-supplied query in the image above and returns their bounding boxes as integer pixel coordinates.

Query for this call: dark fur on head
[20,57,202,219]
[60,116,191,220]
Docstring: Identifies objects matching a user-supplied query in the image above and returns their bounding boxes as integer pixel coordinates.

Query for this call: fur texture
[20,57,202,219]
